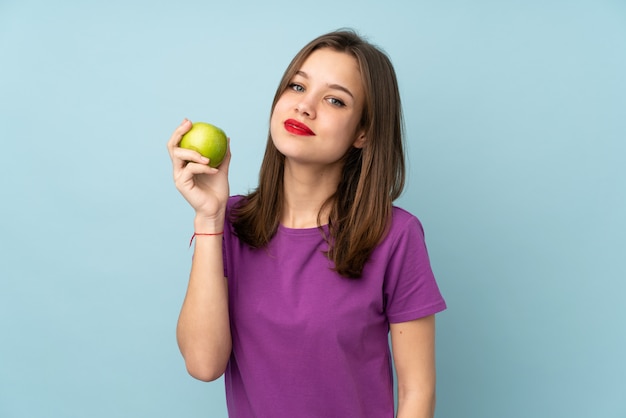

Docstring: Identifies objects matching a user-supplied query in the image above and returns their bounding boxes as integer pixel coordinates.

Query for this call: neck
[281,160,342,228]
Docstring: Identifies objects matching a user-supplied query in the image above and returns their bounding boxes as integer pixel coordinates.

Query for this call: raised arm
[167,119,232,381]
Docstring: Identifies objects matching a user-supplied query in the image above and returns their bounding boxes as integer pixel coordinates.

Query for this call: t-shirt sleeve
[383,214,446,323]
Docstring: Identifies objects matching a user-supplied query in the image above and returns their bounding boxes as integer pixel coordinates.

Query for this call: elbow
[397,386,436,418]
[181,346,231,382]
[177,332,232,382]
[185,360,227,382]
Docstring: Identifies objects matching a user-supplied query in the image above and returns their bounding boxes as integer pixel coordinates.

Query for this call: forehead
[297,48,363,93]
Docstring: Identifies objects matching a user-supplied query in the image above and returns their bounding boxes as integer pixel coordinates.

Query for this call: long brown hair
[232,29,405,278]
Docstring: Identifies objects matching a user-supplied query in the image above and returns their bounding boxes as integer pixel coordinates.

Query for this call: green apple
[179,122,228,168]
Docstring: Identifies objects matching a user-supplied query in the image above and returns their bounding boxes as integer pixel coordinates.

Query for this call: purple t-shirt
[222,196,446,418]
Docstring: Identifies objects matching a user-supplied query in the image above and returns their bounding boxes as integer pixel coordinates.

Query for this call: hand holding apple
[167,119,231,223]
[179,122,228,168]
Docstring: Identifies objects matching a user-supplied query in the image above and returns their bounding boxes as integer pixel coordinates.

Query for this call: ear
[352,130,367,149]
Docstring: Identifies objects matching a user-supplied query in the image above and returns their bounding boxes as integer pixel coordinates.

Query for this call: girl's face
[270,48,366,168]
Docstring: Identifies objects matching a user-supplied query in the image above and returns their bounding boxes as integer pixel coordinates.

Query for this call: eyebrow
[295,70,355,99]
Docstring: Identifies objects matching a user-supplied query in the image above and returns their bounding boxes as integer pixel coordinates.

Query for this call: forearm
[176,219,231,381]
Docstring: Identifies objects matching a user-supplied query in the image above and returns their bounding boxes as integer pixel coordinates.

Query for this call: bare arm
[176,221,231,381]
[390,315,437,418]
[167,119,232,381]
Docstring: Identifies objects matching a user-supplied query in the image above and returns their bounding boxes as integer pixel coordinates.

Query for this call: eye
[327,97,346,107]
[288,83,304,92]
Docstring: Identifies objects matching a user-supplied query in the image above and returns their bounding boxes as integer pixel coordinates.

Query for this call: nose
[295,95,316,119]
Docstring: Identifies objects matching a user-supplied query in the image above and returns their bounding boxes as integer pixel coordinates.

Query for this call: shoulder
[388,206,425,240]
[380,207,446,321]
[370,205,428,260]
[227,195,246,210]
[225,195,247,234]
[391,206,421,224]
[226,194,249,219]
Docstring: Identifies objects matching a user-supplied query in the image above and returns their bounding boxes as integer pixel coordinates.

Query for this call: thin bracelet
[189,231,224,247]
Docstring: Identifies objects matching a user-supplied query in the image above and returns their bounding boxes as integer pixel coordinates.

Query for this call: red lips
[284,119,315,136]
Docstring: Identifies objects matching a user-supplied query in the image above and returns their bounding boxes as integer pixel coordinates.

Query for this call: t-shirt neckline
[277,223,329,236]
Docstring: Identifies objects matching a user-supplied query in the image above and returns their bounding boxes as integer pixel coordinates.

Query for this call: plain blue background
[1,1,625,417]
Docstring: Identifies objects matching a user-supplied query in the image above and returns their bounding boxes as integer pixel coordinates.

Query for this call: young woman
[167,30,446,418]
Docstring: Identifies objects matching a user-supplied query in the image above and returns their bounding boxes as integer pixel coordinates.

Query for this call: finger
[171,147,210,168]
[166,118,193,152]
[174,163,218,184]
[175,162,218,186]
[184,162,219,176]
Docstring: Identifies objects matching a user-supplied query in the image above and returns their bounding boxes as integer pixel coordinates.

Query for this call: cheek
[273,95,291,115]
[270,95,293,133]
[269,112,285,143]
[269,107,282,136]
[335,116,361,140]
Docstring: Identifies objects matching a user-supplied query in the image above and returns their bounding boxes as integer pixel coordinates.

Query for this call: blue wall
[1,1,624,417]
